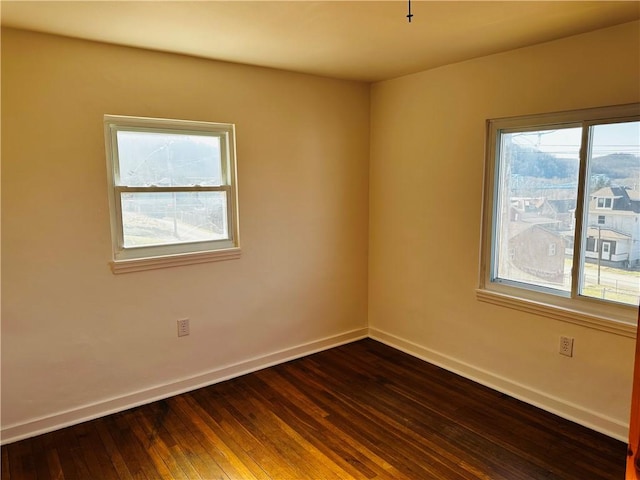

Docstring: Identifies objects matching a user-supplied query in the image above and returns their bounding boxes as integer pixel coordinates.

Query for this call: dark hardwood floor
[1,339,627,479]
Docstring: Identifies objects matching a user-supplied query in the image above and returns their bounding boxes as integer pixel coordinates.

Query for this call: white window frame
[478,104,639,337]
[104,115,241,274]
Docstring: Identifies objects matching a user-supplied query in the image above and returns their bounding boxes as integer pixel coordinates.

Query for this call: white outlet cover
[178,318,190,337]
[559,336,574,357]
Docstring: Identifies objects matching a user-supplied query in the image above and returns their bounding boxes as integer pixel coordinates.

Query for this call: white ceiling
[1,1,639,82]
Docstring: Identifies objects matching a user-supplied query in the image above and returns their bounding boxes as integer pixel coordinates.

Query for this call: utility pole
[597,226,602,285]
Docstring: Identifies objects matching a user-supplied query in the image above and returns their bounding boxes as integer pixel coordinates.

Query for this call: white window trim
[104,115,241,273]
[478,103,639,337]
[109,248,242,274]
[475,289,636,337]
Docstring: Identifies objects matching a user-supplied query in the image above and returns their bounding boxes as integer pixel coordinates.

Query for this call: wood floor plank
[1,445,10,480]
[45,429,84,480]
[28,435,55,480]
[219,396,309,478]
[284,354,480,478]
[191,387,295,479]
[280,357,480,479]
[224,380,342,480]
[128,409,189,480]
[182,393,272,480]
[73,421,121,479]
[1,339,627,479]
[258,366,406,479]
[6,438,37,480]
[108,413,155,480]
[249,369,392,479]
[257,367,436,480]
[172,394,267,480]
[94,419,137,480]
[44,449,66,480]
[329,372,546,479]
[139,399,229,480]
[240,377,354,480]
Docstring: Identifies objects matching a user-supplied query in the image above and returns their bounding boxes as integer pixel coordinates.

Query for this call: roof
[590,186,640,213]
[586,227,631,240]
[591,186,625,198]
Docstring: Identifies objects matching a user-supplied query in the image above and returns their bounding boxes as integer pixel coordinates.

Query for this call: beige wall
[369,21,640,439]
[1,28,370,440]
[3,21,639,444]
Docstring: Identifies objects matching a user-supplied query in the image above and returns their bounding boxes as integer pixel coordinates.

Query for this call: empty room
[2,1,640,478]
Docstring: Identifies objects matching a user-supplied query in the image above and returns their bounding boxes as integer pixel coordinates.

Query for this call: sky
[511,121,639,159]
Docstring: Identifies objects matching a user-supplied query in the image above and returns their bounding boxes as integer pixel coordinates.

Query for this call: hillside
[511,145,638,181]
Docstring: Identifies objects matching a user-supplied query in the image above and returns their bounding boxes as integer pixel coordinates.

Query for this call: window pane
[116,131,222,187]
[121,192,228,248]
[494,127,582,292]
[580,121,640,306]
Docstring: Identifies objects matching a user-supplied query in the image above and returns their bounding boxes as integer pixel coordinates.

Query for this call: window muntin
[104,115,239,267]
[480,105,640,327]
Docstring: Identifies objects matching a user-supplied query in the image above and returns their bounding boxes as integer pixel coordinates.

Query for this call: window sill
[110,248,241,274]
[476,289,636,338]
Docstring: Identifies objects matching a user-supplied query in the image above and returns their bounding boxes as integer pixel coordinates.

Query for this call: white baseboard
[369,327,629,442]
[1,327,368,445]
[3,326,628,445]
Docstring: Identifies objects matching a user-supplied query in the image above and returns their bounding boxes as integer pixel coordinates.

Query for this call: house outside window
[104,115,241,273]
[478,104,640,331]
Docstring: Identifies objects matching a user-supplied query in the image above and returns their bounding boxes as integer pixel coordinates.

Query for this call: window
[597,197,613,209]
[479,104,640,333]
[104,115,240,273]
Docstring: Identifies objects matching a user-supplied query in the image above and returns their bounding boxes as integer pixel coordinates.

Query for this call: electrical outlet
[177,318,190,337]
[559,336,574,357]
